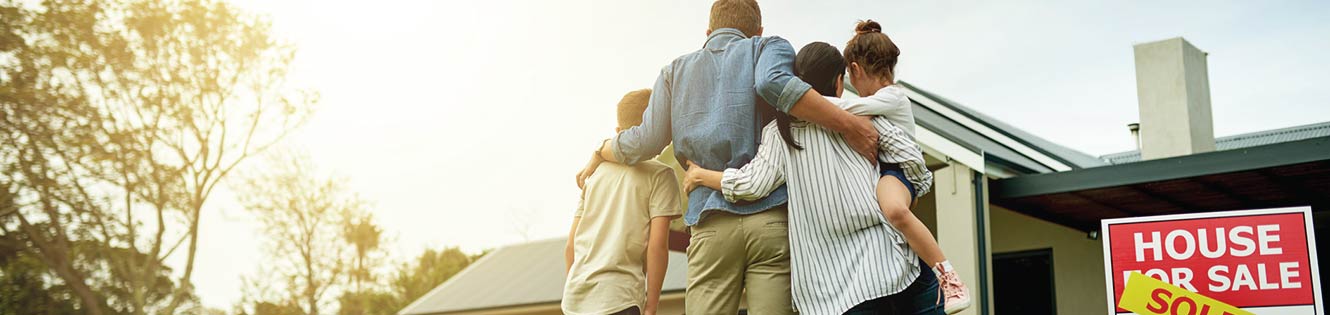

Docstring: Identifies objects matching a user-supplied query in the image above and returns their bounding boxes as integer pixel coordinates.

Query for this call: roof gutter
[991,136,1330,199]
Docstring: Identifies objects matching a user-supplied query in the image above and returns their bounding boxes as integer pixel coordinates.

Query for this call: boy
[563,89,682,315]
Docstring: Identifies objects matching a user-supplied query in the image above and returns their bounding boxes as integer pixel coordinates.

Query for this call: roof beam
[1258,169,1330,208]
[1069,191,1148,218]
[1125,185,1195,212]
[1191,176,1260,206]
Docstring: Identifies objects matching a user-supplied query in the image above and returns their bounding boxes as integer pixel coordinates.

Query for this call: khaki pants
[685,207,794,315]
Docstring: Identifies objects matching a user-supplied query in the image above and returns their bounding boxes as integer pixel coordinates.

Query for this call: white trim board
[902,89,1073,172]
[917,126,985,174]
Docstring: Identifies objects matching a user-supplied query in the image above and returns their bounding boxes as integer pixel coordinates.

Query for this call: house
[400,37,1330,315]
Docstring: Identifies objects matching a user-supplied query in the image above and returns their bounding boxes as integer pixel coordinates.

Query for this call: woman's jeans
[843,259,946,315]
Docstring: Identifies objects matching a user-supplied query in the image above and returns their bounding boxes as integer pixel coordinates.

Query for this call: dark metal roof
[899,82,1109,171]
[398,237,689,315]
[842,80,1107,175]
[910,93,1047,173]
[1100,121,1330,164]
[991,136,1330,231]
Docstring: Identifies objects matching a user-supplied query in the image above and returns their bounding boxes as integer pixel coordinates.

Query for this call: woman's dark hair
[843,19,900,82]
[775,42,846,151]
[796,42,846,97]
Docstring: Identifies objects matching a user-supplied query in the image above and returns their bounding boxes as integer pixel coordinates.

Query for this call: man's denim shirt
[611,28,813,226]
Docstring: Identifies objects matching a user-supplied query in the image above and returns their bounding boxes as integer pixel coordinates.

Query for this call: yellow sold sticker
[1118,272,1253,315]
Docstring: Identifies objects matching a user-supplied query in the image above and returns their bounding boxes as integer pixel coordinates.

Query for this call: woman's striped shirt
[719,96,933,315]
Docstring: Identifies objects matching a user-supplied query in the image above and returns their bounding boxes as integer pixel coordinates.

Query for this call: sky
[189,0,1330,309]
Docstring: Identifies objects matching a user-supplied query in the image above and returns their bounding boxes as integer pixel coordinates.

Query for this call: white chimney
[1133,37,1215,160]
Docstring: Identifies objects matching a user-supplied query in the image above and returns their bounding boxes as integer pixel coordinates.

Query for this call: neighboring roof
[1100,121,1330,164]
[991,136,1330,231]
[398,238,689,315]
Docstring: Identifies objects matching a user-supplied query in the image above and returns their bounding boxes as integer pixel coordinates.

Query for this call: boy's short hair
[795,42,846,97]
[617,89,652,130]
[709,0,761,37]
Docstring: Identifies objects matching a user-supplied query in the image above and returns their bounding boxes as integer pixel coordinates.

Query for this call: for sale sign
[1102,207,1322,315]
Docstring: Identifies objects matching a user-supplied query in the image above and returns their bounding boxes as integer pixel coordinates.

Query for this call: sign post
[1102,207,1322,315]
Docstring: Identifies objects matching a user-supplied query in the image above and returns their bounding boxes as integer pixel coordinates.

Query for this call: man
[574,1,878,314]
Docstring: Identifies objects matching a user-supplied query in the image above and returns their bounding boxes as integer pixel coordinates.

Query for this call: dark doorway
[993,248,1056,315]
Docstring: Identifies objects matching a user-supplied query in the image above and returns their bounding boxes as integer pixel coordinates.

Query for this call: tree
[342,211,384,293]
[0,220,175,315]
[0,0,314,314]
[389,248,482,309]
[334,289,396,315]
[329,247,483,315]
[236,154,359,315]
[0,227,79,315]
[334,210,392,315]
[234,276,304,315]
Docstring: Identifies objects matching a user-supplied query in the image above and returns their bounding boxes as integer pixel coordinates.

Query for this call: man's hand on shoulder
[787,90,879,163]
[847,115,879,163]
[575,147,606,190]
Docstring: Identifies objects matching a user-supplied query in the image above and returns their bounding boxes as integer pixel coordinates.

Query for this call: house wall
[931,164,995,315]
[989,204,1107,315]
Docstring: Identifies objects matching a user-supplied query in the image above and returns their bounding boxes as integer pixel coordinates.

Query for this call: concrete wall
[989,205,1107,315]
[932,164,995,315]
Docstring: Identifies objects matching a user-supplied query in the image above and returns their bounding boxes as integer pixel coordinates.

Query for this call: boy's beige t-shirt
[562,160,682,315]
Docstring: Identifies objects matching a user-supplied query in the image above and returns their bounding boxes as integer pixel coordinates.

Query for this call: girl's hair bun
[855,20,882,34]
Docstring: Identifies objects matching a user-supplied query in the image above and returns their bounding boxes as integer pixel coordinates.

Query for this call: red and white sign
[1102,207,1322,315]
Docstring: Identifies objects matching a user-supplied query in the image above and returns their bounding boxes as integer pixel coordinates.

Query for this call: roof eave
[992,136,1330,199]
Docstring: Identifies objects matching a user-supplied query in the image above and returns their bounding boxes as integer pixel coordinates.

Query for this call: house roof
[397,238,689,315]
[880,82,1330,232]
[884,81,1106,175]
[900,82,1108,170]
[1100,121,1330,164]
[991,136,1330,231]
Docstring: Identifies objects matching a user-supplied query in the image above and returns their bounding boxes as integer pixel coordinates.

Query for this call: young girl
[843,20,972,313]
[684,21,969,314]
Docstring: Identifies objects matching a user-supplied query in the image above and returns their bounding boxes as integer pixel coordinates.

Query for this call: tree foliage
[0,230,78,315]
[332,247,482,315]
[2,1,488,314]
[0,0,314,314]
[391,247,479,305]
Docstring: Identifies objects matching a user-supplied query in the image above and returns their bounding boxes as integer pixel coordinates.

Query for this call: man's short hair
[709,0,761,37]
[617,89,652,129]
